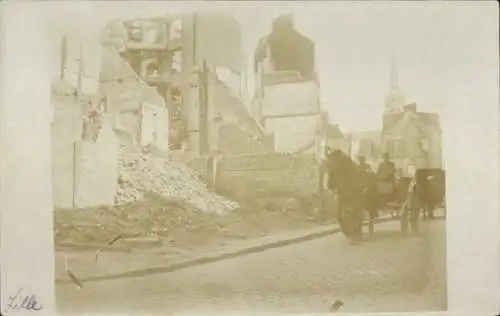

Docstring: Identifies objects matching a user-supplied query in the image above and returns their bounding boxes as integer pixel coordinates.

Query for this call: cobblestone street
[57,219,446,314]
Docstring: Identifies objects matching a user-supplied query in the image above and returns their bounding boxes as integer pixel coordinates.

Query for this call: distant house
[381,103,442,176]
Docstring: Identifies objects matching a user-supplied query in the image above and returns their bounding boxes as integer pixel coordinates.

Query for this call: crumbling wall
[51,100,83,208]
[74,119,119,208]
[265,114,319,153]
[207,71,271,154]
[257,79,321,153]
[51,97,119,209]
[138,103,169,151]
[216,152,321,213]
[218,124,272,154]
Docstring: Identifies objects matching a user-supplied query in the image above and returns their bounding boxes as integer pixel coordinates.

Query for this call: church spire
[385,53,405,113]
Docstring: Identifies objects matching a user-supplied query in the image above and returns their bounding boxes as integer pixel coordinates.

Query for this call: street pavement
[56,219,446,315]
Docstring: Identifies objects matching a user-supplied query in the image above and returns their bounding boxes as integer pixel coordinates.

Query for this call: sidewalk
[55,216,397,286]
[55,224,337,284]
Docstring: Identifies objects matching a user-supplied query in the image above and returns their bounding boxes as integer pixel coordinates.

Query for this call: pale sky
[46,1,498,132]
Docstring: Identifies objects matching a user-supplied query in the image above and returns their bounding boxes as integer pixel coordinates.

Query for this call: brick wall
[169,150,210,181]
[215,152,322,213]
[218,124,272,155]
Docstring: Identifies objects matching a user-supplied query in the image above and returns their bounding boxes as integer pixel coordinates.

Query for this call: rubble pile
[55,198,211,244]
[115,143,239,214]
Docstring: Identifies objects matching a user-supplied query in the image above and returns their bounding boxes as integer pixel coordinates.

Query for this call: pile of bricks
[115,143,239,214]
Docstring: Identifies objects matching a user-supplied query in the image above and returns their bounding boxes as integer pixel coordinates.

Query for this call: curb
[56,217,395,285]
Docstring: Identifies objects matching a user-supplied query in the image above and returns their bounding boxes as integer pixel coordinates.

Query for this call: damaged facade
[51,12,274,209]
[102,12,267,154]
[252,15,323,154]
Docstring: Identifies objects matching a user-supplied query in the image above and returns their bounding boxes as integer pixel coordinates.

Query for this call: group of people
[356,153,396,187]
[325,148,399,217]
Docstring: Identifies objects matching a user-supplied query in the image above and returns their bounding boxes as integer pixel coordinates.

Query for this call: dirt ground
[54,193,324,252]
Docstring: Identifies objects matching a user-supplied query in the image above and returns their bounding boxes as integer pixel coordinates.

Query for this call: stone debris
[115,142,239,214]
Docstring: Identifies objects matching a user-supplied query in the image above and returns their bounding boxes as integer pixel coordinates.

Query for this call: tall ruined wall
[261,80,320,117]
[265,114,320,153]
[256,79,321,153]
[51,98,83,208]
[216,153,321,212]
[73,119,119,208]
[51,94,119,209]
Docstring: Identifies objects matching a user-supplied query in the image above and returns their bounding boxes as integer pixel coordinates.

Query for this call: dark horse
[326,150,379,241]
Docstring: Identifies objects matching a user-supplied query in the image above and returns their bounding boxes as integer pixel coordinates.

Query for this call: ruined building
[102,12,268,155]
[51,32,242,210]
[252,14,323,154]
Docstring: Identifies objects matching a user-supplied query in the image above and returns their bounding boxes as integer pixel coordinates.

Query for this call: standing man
[376,153,397,206]
[377,153,396,182]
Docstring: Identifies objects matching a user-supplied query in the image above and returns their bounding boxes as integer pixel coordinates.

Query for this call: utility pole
[60,35,67,80]
[198,59,209,155]
[77,43,83,92]
[73,42,84,209]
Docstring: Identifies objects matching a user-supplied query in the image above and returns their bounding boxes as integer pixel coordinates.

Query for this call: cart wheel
[367,210,375,236]
[400,207,409,236]
[318,165,327,222]
[319,191,327,222]
[428,205,435,219]
[410,208,419,233]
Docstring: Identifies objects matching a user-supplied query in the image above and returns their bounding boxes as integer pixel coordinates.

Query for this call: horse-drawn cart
[319,148,446,240]
[398,168,446,234]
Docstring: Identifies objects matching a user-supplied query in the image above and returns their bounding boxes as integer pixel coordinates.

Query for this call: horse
[326,150,379,241]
